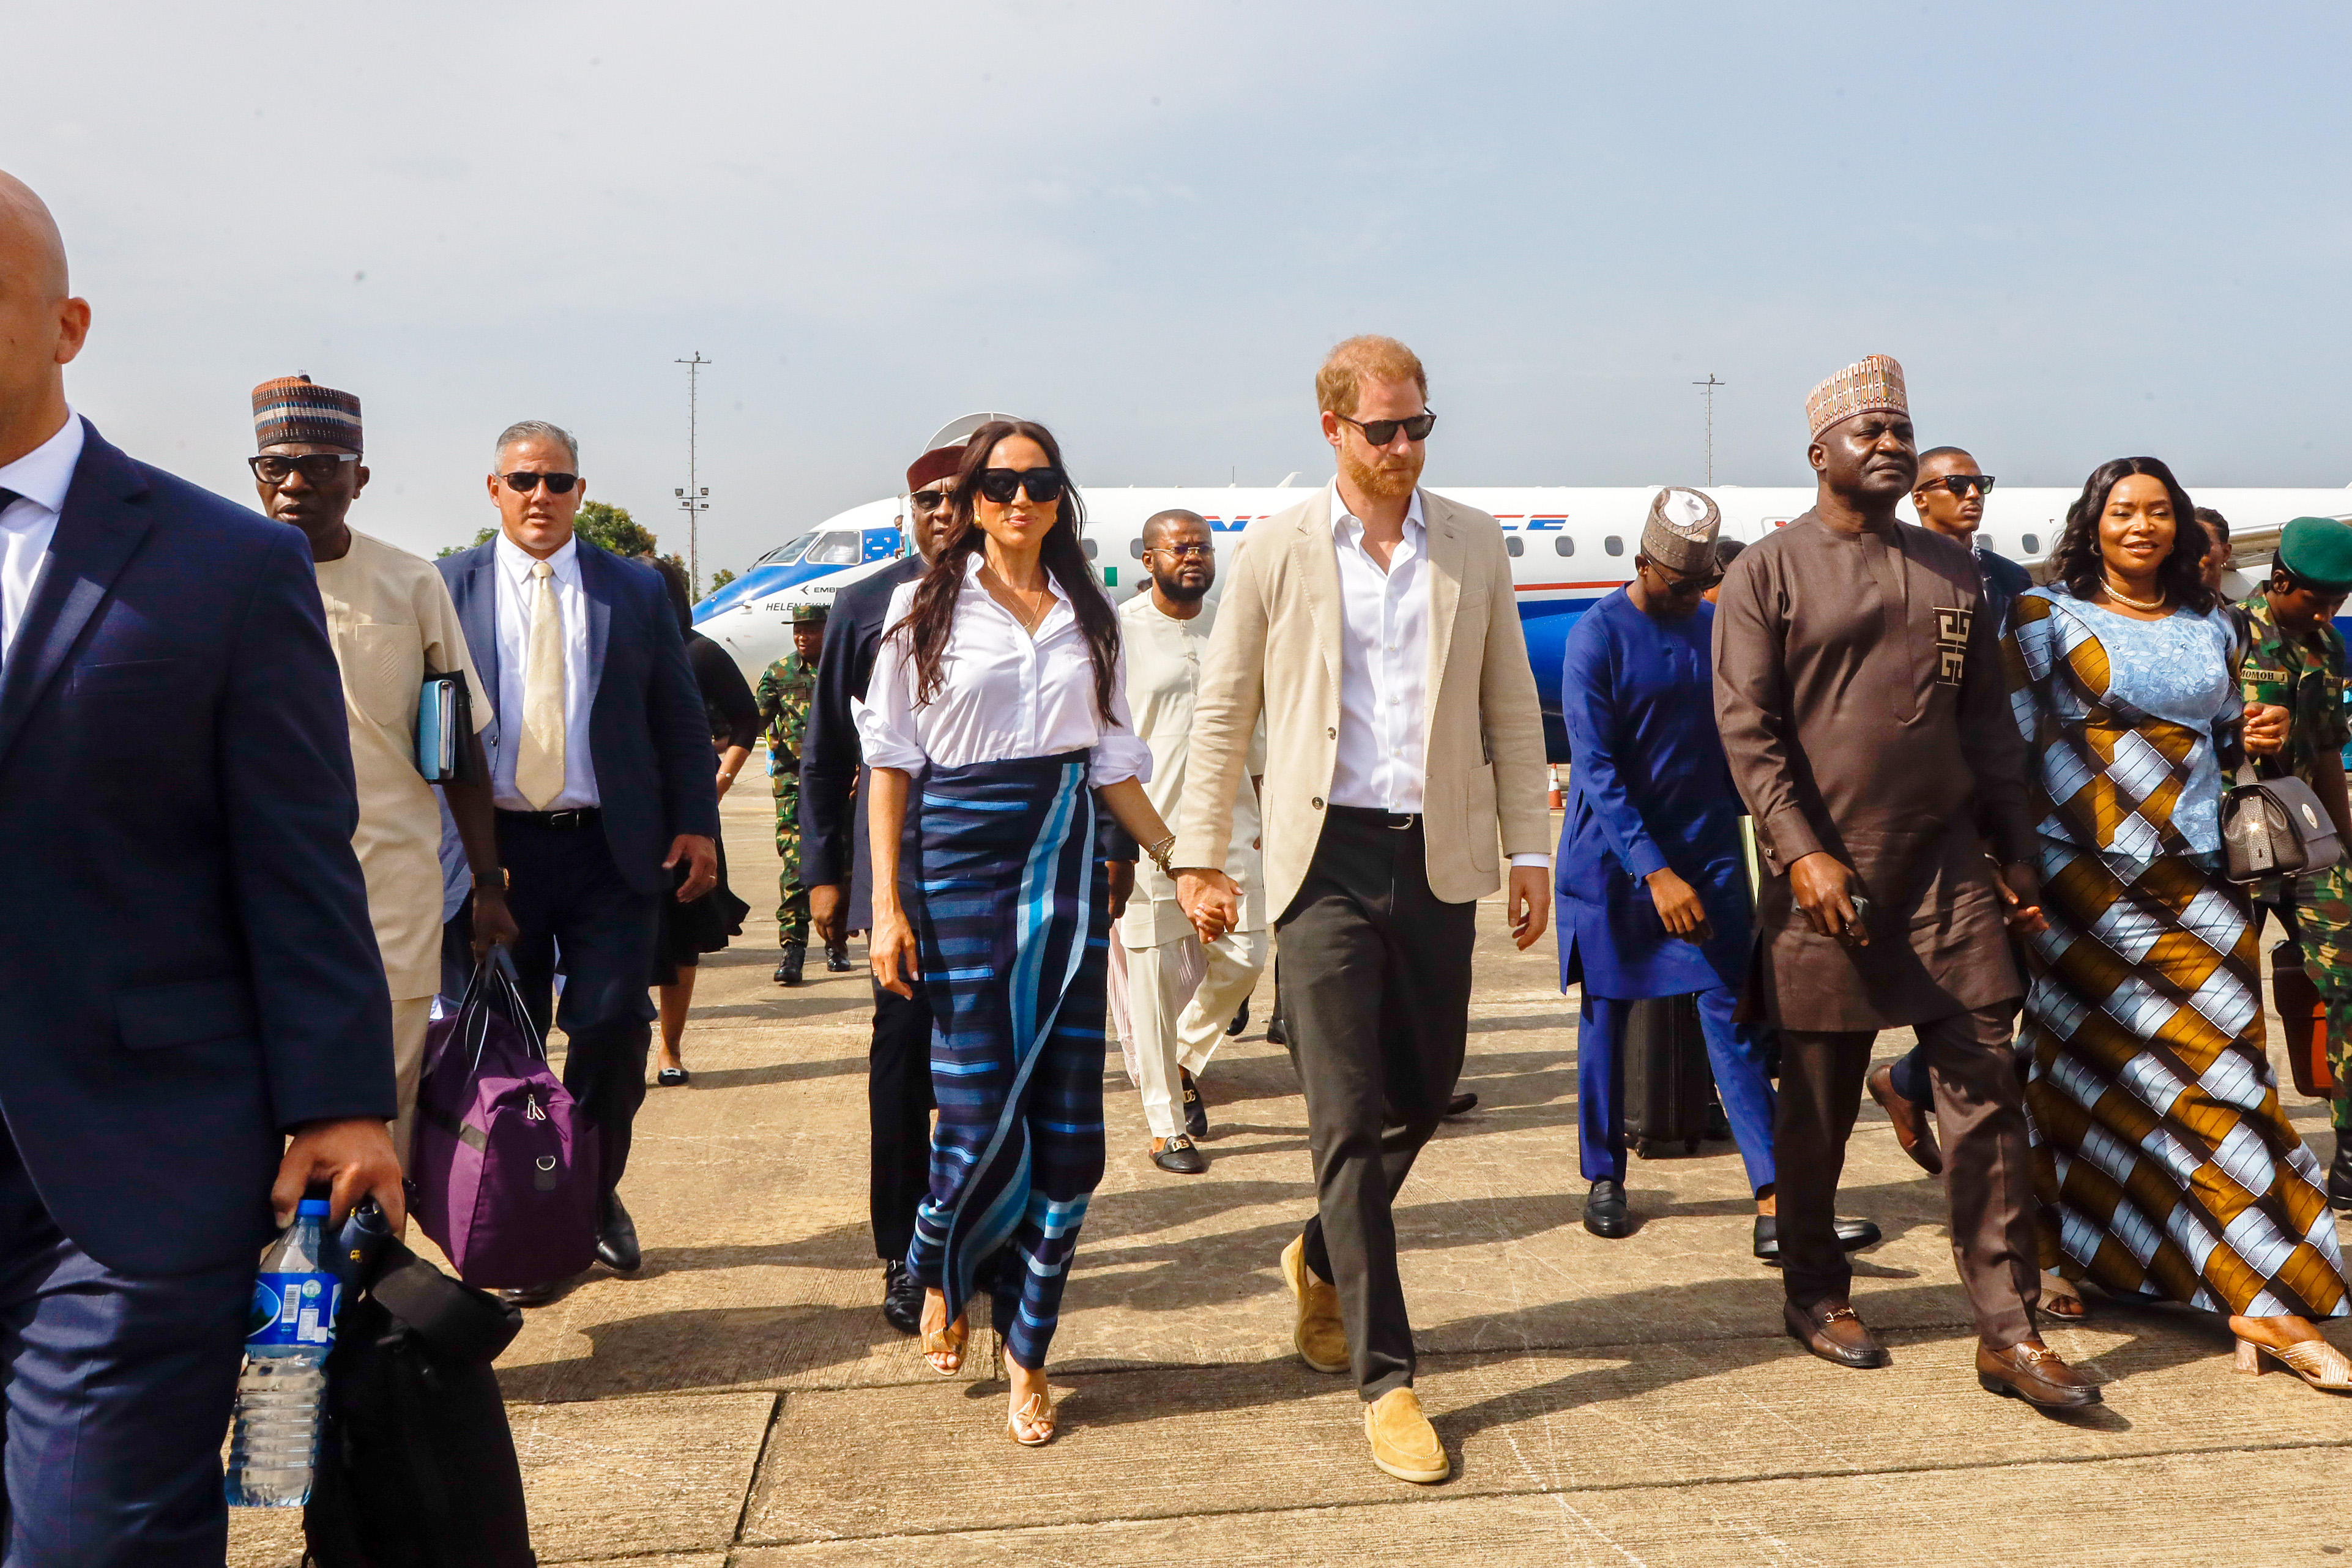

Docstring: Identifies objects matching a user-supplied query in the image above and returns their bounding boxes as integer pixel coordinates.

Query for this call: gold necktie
[514,559,567,809]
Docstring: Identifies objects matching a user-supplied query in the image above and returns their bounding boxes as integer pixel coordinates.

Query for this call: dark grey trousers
[1284,808,1477,1401]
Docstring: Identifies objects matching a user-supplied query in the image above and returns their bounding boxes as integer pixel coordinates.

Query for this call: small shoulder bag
[2220,674,2345,882]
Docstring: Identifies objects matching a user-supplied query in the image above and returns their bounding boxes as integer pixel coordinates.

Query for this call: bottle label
[247,1271,339,1348]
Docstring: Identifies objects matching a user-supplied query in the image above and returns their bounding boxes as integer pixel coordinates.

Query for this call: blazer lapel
[0,427,153,773]
[1290,487,1342,697]
[1420,490,1465,728]
[455,550,499,702]
[576,541,612,709]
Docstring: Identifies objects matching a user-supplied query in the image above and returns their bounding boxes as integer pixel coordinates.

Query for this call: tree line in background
[440,500,732,596]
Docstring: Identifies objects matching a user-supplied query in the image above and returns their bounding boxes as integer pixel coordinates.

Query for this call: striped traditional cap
[1640,486,1722,574]
[253,374,363,451]
[1805,354,1907,440]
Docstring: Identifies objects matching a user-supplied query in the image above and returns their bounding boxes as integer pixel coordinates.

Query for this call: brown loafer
[1784,1296,1889,1369]
[1867,1064,1942,1176]
[1978,1337,2101,1408]
[1281,1235,1350,1374]
[1364,1387,1450,1484]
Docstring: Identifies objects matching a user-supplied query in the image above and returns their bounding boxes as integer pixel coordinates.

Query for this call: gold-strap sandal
[2235,1334,2352,1392]
[1005,1391,1057,1446]
[918,1295,967,1376]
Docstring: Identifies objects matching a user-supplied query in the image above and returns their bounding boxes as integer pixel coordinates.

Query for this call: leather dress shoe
[1265,1014,1289,1047]
[1752,1214,1882,1263]
[1446,1091,1478,1117]
[498,1281,562,1309]
[1583,1178,1632,1238]
[825,943,854,973]
[596,1194,642,1273]
[1784,1297,1889,1369]
[880,1260,923,1336]
[1978,1338,2101,1408]
[1867,1064,1943,1176]
[1227,1000,1249,1037]
[2331,1136,2352,1214]
[1180,1068,1209,1139]
[1152,1134,1208,1174]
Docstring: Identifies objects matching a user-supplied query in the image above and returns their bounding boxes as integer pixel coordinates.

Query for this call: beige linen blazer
[1171,485,1552,918]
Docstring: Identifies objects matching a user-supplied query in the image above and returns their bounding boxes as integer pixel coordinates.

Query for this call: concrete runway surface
[231,790,2352,1567]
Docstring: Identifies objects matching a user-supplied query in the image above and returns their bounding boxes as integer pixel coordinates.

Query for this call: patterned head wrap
[252,374,362,452]
[1640,487,1722,574]
[1805,355,1908,441]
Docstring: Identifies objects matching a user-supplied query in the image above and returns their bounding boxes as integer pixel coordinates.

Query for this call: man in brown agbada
[1711,355,2098,1406]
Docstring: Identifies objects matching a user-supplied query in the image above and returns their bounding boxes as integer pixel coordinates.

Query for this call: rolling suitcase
[1621,994,1714,1157]
[2273,939,2336,1099]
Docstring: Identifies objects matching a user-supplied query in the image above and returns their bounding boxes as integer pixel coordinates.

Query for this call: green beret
[791,602,828,625]
[2278,516,2352,591]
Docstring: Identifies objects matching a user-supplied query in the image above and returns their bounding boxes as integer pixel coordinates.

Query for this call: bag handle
[453,946,550,1076]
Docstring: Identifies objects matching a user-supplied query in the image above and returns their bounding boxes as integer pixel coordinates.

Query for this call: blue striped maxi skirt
[904,749,1108,1370]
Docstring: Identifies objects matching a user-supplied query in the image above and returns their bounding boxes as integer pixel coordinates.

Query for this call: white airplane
[694,436,2350,762]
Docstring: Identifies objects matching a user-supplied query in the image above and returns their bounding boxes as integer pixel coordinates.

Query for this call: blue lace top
[2058,596,2238,854]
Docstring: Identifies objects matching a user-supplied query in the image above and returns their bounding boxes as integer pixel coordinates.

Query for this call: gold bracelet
[1146,834,1177,876]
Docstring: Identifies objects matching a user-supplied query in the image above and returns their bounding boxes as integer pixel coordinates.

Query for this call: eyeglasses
[248,453,359,485]
[1918,474,1996,497]
[1147,543,1213,560]
[500,470,579,495]
[1643,560,1722,596]
[974,467,1068,505]
[910,486,955,513]
[1336,410,1437,445]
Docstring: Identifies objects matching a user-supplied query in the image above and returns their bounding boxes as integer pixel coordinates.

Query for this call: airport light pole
[674,351,711,597]
[1692,374,1723,486]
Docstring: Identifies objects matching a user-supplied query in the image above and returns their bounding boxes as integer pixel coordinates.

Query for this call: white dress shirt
[0,411,84,661]
[491,532,599,810]
[855,553,1152,789]
[1326,480,1547,869]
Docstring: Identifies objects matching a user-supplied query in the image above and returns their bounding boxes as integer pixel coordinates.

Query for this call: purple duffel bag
[412,951,600,1288]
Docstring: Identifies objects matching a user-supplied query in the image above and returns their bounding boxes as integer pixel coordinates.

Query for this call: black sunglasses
[1645,560,1722,596]
[1919,474,1996,497]
[974,467,1068,505]
[910,486,956,512]
[1336,410,1437,445]
[249,453,359,485]
[501,470,579,495]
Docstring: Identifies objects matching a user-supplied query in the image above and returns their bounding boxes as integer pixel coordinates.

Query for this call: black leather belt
[1328,805,1420,831]
[497,808,601,830]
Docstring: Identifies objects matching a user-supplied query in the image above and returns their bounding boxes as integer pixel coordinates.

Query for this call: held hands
[1997,861,2049,938]
[1789,851,1866,945]
[664,834,719,901]
[1178,868,1242,945]
[274,1118,405,1232]
[2243,701,2289,759]
[1645,867,1714,943]
[870,900,920,998]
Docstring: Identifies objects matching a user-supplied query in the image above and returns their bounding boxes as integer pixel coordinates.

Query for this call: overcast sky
[10,2,2347,573]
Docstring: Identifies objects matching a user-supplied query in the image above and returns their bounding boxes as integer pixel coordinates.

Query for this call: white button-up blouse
[854,554,1153,790]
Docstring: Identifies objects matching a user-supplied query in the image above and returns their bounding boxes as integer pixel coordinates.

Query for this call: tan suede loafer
[1364,1387,1450,1484]
[1281,1235,1349,1374]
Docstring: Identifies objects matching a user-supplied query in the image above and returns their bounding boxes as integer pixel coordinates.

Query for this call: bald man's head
[1141,508,1205,550]
[0,171,89,467]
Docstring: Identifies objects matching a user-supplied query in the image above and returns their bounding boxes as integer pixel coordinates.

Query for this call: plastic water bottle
[225,1197,341,1507]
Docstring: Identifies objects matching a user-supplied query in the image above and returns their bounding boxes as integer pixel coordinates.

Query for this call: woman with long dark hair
[2011,457,2351,1391]
[858,420,1171,1445]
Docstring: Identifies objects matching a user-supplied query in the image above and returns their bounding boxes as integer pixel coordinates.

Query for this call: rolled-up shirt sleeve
[1087,644,1154,789]
[853,604,930,773]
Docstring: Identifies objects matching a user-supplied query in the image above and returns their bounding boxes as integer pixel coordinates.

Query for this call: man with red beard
[1173,336,1552,1483]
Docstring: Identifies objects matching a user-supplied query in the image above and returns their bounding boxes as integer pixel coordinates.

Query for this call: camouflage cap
[791,602,829,626]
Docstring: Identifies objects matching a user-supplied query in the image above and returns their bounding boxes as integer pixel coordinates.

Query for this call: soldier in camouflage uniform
[2238,516,2352,1209]
[757,604,837,985]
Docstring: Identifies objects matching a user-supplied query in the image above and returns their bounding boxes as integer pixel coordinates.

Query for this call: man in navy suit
[0,171,403,1563]
[438,422,719,1304]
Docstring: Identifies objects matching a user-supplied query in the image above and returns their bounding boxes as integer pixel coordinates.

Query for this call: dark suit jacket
[0,422,395,1277]
[437,537,720,894]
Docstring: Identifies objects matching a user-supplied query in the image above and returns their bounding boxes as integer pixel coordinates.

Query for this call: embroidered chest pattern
[1933,608,1973,686]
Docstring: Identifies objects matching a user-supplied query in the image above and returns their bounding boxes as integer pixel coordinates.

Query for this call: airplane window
[805,532,860,566]
[1082,538,1098,561]
[757,533,815,567]
[1505,536,1523,557]
[1129,538,1146,560]
[2022,533,2041,554]
[1554,537,1575,557]
[1604,535,1624,556]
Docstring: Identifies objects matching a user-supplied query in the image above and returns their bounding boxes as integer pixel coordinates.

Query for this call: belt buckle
[549,809,583,828]
[1385,812,1416,831]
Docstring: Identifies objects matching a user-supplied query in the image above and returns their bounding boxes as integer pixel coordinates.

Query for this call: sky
[8,1,2348,577]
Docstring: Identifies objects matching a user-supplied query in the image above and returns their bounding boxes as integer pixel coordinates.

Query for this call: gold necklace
[2102,576,2169,611]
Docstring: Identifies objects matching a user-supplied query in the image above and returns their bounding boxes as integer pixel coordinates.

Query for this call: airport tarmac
[231,786,2352,1567]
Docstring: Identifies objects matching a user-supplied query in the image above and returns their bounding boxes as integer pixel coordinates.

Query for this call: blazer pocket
[70,658,185,697]
[116,977,258,1052]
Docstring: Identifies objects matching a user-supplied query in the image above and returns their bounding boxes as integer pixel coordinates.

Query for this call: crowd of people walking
[1,157,2350,1560]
